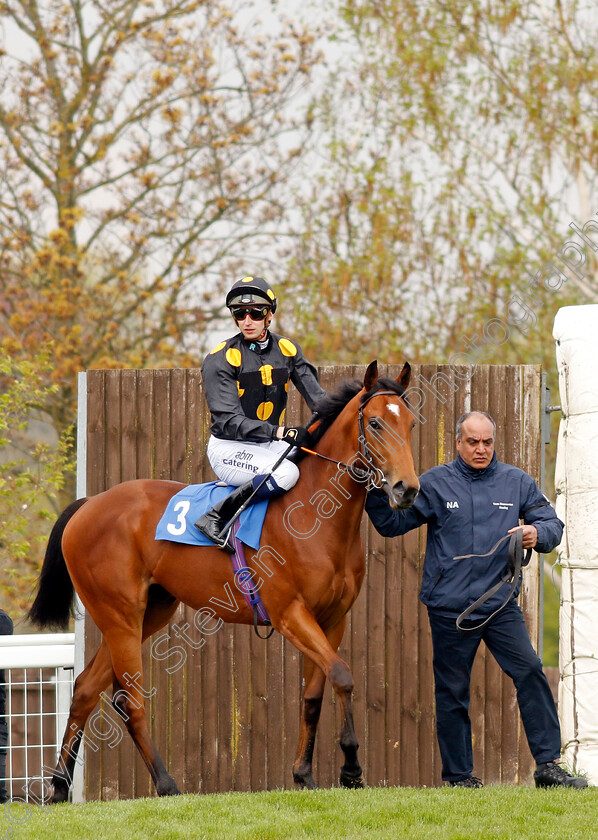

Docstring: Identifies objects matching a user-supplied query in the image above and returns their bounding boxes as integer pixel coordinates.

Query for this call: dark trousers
[427,601,561,782]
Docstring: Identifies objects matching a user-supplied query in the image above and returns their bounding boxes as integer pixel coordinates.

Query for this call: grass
[6,785,597,840]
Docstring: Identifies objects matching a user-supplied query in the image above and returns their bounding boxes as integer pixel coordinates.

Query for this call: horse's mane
[293,376,406,463]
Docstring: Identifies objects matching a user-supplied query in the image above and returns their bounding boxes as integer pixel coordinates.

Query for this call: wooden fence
[80,363,543,799]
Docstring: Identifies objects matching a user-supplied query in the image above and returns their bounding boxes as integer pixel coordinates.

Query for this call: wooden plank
[249,630,268,790]
[264,634,285,789]
[231,624,252,791]
[148,371,172,791]
[501,365,523,784]
[86,370,107,496]
[104,371,123,489]
[120,370,139,481]
[518,364,542,784]
[468,364,490,782]
[282,638,301,790]
[383,501,403,785]
[484,365,508,784]
[169,368,188,482]
[199,610,219,792]
[312,364,352,788]
[83,370,106,800]
[136,370,154,479]
[415,365,438,787]
[216,625,235,791]
[186,368,205,483]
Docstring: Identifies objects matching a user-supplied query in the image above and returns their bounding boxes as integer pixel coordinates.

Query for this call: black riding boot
[194,480,258,552]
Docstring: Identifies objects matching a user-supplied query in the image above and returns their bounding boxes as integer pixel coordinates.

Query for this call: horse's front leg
[280,605,364,790]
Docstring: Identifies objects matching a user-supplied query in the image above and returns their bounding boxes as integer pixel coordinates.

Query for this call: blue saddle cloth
[155,483,268,551]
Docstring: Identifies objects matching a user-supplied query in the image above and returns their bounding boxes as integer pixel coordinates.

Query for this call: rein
[302,390,404,490]
[455,529,532,633]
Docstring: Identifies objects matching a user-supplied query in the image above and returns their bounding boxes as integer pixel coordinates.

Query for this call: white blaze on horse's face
[362,393,419,510]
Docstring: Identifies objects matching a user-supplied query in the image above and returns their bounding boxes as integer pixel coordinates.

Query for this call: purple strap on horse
[231,521,274,638]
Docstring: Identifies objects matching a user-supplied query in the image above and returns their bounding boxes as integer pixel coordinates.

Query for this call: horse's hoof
[156,777,182,797]
[293,773,318,790]
[340,771,365,789]
[51,784,70,804]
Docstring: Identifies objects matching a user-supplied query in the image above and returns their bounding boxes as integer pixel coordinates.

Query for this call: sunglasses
[230,306,270,321]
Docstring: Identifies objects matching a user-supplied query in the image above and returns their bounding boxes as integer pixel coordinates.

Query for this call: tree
[277,0,598,370]
[0,352,74,620]
[0,0,321,438]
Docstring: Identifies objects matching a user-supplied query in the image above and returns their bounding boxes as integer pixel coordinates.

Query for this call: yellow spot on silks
[241,276,254,282]
[285,382,289,392]
[257,401,274,420]
[209,341,226,354]
[226,347,242,367]
[259,364,273,385]
[237,382,245,397]
[279,409,286,425]
[279,338,297,357]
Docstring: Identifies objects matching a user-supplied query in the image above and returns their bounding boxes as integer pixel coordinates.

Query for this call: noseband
[304,390,406,491]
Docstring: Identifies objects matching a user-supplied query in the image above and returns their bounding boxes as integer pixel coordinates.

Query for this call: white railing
[0,634,75,805]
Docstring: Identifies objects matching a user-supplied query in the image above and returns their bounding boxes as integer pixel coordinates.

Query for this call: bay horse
[29,361,419,802]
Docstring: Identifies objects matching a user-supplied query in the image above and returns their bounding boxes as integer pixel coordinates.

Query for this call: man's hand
[508,524,538,549]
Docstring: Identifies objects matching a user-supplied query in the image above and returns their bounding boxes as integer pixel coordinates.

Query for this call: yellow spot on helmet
[279,338,297,357]
[210,341,226,354]
[241,276,254,282]
[267,289,275,301]
[226,347,242,367]
[256,401,274,420]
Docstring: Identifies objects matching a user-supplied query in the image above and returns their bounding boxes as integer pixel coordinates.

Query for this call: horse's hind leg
[51,593,179,803]
[51,640,113,803]
[102,622,180,798]
[280,606,364,790]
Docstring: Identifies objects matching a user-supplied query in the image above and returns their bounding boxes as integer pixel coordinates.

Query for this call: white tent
[554,304,598,783]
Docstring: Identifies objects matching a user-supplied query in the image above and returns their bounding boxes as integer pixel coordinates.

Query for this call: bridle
[301,389,406,491]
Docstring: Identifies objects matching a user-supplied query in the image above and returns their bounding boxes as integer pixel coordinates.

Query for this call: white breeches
[206,436,300,490]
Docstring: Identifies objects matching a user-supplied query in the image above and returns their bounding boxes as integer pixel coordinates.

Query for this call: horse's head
[357,360,420,509]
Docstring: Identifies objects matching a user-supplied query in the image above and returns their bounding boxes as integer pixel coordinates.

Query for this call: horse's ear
[397,361,411,390]
[364,360,378,391]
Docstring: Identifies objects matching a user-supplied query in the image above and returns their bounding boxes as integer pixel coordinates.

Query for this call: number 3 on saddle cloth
[155,483,273,632]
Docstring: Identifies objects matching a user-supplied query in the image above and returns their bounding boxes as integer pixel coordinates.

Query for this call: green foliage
[9,786,598,840]
[0,350,74,620]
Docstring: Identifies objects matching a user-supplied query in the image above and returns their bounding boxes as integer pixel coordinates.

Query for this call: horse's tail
[28,498,88,631]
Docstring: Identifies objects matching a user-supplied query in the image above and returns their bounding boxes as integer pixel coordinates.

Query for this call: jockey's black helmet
[226,276,277,313]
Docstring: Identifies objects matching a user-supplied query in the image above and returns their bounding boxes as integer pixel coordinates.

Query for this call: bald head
[456,411,496,469]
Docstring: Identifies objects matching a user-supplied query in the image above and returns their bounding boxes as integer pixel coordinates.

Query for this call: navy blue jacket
[365,453,563,618]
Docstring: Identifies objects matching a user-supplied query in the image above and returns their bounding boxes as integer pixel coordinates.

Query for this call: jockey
[196,275,326,550]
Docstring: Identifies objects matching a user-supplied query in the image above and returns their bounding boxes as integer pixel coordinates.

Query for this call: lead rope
[455,530,532,633]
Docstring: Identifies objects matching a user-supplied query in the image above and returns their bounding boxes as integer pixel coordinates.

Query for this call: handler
[196,275,326,550]
[365,410,587,789]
